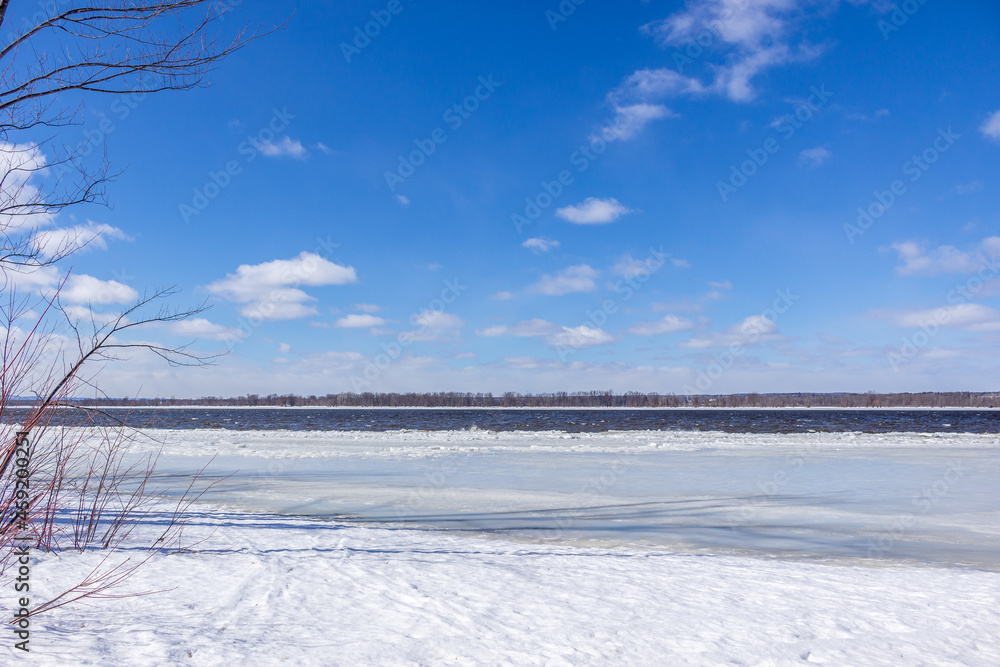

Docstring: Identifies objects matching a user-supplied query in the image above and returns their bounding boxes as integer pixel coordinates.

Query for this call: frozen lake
[135,428,1000,568]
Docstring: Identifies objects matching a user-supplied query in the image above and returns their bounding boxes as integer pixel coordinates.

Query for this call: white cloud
[529,264,599,296]
[895,304,1000,333]
[4,264,60,292]
[60,275,138,305]
[671,258,691,268]
[240,301,317,321]
[644,0,819,100]
[546,325,615,350]
[555,198,632,225]
[613,253,663,278]
[0,142,54,230]
[628,315,695,336]
[708,280,733,290]
[413,311,462,329]
[32,222,129,259]
[476,319,561,338]
[396,195,410,206]
[407,310,464,342]
[798,146,831,167]
[601,103,675,141]
[892,238,999,276]
[354,303,381,314]
[335,314,387,328]
[953,181,984,195]
[259,136,307,159]
[602,1,825,140]
[490,291,516,301]
[169,318,244,342]
[981,110,1000,142]
[616,68,708,100]
[522,238,560,253]
[207,252,358,322]
[680,314,780,349]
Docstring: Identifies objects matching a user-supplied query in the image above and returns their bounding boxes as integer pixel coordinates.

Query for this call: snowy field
[5,428,1000,665]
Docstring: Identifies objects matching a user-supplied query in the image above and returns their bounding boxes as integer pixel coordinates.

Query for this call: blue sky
[10,0,1000,397]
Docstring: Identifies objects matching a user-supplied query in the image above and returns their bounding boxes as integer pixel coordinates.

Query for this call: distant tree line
[52,391,1000,408]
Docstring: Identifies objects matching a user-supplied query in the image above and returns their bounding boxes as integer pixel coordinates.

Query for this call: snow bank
[7,508,999,666]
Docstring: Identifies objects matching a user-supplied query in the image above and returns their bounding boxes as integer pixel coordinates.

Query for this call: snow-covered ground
[5,429,999,664]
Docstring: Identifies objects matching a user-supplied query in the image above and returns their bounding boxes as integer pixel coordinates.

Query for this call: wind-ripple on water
[7,407,1000,433]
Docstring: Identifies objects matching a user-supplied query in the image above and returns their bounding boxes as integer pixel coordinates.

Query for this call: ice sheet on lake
[92,428,1000,568]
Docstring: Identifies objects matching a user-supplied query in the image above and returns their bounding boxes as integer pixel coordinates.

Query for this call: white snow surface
[7,508,1000,666]
[114,427,999,458]
[5,428,1000,664]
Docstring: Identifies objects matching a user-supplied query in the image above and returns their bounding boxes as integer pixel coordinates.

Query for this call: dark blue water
[12,407,1000,433]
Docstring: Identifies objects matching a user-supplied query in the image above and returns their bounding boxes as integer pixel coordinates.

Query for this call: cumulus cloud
[981,110,1000,142]
[259,136,308,159]
[798,146,831,167]
[892,238,1000,276]
[680,314,781,349]
[628,314,696,336]
[0,142,54,230]
[169,318,244,341]
[490,291,516,301]
[613,253,664,278]
[407,310,464,342]
[354,303,381,314]
[207,252,358,321]
[335,314,388,328]
[555,198,632,225]
[476,319,561,338]
[529,264,598,296]
[60,275,138,305]
[32,222,129,259]
[522,237,560,254]
[546,325,615,350]
[4,264,60,292]
[895,303,1000,333]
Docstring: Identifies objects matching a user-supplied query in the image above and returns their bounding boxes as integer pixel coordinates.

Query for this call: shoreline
[67,405,1000,411]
